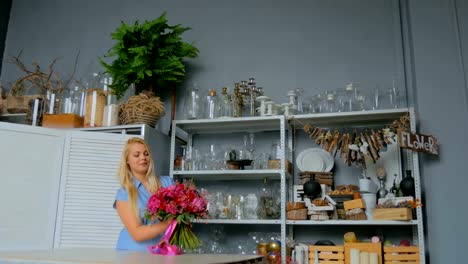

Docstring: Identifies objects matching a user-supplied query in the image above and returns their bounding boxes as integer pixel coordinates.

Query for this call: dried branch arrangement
[3,50,78,97]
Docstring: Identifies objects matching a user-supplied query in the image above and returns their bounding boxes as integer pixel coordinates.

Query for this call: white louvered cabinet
[53,131,134,249]
[54,125,171,249]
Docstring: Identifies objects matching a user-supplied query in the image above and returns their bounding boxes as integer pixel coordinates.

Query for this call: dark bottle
[400,170,415,197]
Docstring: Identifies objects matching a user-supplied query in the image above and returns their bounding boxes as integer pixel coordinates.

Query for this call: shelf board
[172,169,288,180]
[0,113,27,117]
[174,109,410,133]
[78,124,146,134]
[193,219,281,225]
[287,220,418,226]
[174,115,285,134]
[289,108,410,127]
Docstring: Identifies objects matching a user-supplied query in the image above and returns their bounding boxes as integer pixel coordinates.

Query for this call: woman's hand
[116,200,174,242]
[161,218,173,229]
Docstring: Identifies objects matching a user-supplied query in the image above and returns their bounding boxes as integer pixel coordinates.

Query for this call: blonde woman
[113,137,174,251]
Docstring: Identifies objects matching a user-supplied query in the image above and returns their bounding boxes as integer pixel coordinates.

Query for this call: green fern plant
[99,12,199,99]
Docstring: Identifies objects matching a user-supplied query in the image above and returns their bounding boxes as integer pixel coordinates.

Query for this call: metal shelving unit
[170,115,289,263]
[170,108,425,264]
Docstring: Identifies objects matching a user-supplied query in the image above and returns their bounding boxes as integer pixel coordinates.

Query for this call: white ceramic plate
[296,148,326,172]
[316,149,335,172]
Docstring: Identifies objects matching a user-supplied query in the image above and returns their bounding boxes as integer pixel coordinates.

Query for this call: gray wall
[4,0,468,262]
[0,0,402,133]
[404,0,468,263]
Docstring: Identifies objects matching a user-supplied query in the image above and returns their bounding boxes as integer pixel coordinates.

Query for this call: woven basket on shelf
[119,92,166,127]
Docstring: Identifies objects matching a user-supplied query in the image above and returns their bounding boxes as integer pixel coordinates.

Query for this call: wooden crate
[343,199,365,211]
[384,246,420,264]
[373,208,412,221]
[309,245,344,264]
[344,242,382,264]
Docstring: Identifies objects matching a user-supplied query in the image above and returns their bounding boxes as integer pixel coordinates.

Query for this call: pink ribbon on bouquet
[147,219,182,255]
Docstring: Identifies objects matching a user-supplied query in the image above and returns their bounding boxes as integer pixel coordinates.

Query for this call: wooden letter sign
[398,130,439,155]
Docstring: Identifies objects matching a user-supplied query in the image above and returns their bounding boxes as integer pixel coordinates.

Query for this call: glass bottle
[377,177,388,200]
[61,86,82,116]
[239,134,253,160]
[102,93,119,126]
[287,90,297,109]
[61,88,74,114]
[205,89,219,119]
[295,88,304,113]
[344,83,357,112]
[244,193,258,219]
[325,92,337,113]
[184,82,202,119]
[27,97,45,126]
[45,90,60,115]
[258,177,274,219]
[219,87,233,118]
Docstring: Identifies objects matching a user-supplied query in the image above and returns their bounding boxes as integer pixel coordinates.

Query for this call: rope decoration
[293,114,410,168]
[119,91,166,127]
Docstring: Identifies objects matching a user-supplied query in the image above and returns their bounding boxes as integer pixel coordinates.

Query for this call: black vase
[400,170,415,197]
[303,179,321,199]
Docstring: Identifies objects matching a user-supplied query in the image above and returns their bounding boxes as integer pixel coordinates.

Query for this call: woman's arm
[116,200,171,242]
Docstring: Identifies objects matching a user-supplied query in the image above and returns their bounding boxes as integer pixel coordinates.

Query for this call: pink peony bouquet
[145,181,207,252]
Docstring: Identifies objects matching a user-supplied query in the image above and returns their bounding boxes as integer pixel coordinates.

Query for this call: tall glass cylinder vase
[84,89,106,127]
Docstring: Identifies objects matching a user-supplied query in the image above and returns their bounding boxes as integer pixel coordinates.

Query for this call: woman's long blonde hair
[117,137,161,218]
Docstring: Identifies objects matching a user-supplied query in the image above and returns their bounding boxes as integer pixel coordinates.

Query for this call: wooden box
[42,114,84,129]
[383,246,420,263]
[309,245,344,264]
[287,208,307,220]
[344,242,382,264]
[287,202,306,211]
[343,199,365,211]
[373,208,412,221]
[268,159,292,174]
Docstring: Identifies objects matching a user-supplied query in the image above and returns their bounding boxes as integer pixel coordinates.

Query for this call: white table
[0,248,265,264]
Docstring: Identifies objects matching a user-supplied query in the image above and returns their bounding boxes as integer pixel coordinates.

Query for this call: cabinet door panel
[0,123,65,250]
[54,131,138,249]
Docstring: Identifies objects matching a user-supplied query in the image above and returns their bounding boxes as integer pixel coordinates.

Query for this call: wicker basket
[119,92,165,127]
[6,95,40,114]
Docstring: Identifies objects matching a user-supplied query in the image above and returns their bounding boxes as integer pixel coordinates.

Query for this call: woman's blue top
[113,176,174,251]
